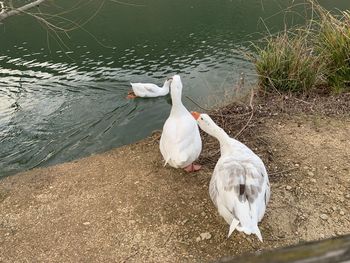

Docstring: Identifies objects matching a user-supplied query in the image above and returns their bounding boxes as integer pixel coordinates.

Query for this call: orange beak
[191,111,201,120]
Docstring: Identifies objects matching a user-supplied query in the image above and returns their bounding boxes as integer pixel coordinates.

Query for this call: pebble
[181,219,189,225]
[346,194,350,199]
[200,232,212,240]
[307,171,314,176]
[320,234,325,238]
[339,210,345,216]
[195,237,201,242]
[320,214,328,220]
[286,185,292,190]
[83,221,91,225]
[310,178,316,183]
[338,197,345,203]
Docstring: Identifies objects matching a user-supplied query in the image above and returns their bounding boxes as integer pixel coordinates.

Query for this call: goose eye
[200,117,203,120]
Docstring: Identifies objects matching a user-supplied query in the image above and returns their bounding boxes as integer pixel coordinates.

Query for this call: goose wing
[160,114,201,167]
[130,83,160,96]
[213,155,267,226]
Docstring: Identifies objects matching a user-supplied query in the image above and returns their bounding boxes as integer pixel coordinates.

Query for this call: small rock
[181,219,189,225]
[320,214,328,220]
[331,206,337,211]
[195,237,201,242]
[345,194,350,199]
[294,163,300,167]
[339,210,345,216]
[307,171,314,176]
[83,221,91,225]
[310,178,316,183]
[129,220,136,225]
[320,234,325,238]
[201,212,206,217]
[286,185,292,190]
[200,232,212,240]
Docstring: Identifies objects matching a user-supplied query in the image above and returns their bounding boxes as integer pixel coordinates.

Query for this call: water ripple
[1,0,318,177]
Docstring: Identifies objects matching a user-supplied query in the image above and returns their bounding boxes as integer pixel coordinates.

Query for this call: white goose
[191,112,270,242]
[159,75,202,172]
[127,78,172,99]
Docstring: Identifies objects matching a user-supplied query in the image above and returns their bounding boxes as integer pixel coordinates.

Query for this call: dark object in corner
[216,235,350,263]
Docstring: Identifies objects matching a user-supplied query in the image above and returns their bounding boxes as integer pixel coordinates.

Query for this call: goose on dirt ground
[159,75,202,172]
[191,111,270,242]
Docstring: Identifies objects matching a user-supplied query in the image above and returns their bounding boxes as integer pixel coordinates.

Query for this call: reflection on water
[0,0,349,177]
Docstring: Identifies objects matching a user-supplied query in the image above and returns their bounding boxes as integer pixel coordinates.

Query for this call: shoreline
[0,92,349,262]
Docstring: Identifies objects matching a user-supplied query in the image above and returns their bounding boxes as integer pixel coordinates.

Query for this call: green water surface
[0,0,349,176]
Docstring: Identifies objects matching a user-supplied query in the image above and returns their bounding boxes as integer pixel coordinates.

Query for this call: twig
[293,97,312,104]
[0,0,48,22]
[185,95,211,112]
[109,0,145,7]
[211,112,252,118]
[122,249,139,263]
[0,1,4,15]
[234,89,255,138]
[162,230,174,247]
[269,167,299,176]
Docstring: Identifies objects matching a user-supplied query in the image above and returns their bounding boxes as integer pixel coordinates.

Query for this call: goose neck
[170,89,183,108]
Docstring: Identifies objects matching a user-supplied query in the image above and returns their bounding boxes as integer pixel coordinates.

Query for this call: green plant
[254,30,320,92]
[316,9,350,92]
[254,1,350,93]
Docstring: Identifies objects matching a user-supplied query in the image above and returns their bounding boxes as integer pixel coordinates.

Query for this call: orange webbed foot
[184,163,202,173]
[126,91,137,99]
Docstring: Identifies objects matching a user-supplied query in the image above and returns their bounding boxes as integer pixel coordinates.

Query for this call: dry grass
[254,1,350,93]
[198,91,350,170]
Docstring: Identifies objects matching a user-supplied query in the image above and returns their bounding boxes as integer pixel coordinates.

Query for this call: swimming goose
[127,78,172,99]
[191,112,270,241]
[159,75,202,172]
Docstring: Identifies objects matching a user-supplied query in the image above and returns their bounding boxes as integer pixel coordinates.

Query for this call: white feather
[197,113,270,242]
[130,79,171,98]
[159,75,202,168]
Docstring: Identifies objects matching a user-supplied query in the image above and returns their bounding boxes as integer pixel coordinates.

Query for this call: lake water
[0,0,349,177]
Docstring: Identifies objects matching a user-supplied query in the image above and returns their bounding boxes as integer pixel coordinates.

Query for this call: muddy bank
[0,94,349,262]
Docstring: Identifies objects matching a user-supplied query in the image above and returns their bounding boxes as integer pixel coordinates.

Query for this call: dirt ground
[0,94,349,262]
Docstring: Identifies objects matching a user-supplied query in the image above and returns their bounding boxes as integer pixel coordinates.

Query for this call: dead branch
[185,95,211,112]
[0,0,48,22]
[234,89,255,138]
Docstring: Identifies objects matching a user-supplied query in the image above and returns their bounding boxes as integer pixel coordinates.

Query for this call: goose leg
[126,91,137,99]
[184,163,201,172]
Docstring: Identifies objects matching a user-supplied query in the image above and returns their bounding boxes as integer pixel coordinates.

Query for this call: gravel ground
[0,93,349,262]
